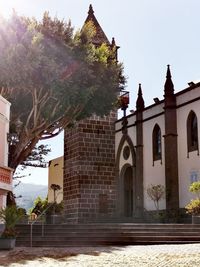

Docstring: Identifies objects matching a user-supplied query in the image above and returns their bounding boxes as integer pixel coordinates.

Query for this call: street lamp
[118,90,129,133]
[7,133,19,146]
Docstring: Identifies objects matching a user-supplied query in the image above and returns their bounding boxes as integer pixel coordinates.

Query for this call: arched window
[187,111,198,152]
[153,124,162,161]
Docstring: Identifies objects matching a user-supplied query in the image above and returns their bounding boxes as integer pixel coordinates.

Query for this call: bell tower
[63,5,118,223]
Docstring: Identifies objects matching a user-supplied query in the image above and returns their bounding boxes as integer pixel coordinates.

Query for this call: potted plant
[0,205,23,249]
[185,181,200,224]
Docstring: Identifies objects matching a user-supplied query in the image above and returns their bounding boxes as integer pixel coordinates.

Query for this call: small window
[123,146,130,160]
[153,124,162,161]
[187,111,198,152]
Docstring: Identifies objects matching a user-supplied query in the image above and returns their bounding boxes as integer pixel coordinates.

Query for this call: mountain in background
[14,183,48,212]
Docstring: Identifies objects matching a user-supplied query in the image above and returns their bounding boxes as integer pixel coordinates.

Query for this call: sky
[1,0,200,185]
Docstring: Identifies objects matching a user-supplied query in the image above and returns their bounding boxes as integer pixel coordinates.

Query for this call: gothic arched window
[187,111,198,152]
[153,124,162,161]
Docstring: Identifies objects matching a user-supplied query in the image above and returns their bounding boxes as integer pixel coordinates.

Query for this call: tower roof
[84,4,110,46]
[164,65,174,97]
[136,83,145,111]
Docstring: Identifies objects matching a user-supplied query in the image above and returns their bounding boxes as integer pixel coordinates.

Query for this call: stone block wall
[63,112,117,223]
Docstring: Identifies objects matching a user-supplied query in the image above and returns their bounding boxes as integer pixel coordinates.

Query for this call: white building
[0,95,12,208]
[115,66,200,218]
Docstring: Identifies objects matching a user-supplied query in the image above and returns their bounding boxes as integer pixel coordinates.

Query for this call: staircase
[16,223,200,247]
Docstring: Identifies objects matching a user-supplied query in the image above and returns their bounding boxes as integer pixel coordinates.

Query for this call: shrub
[0,206,23,237]
[189,182,200,198]
[185,198,200,215]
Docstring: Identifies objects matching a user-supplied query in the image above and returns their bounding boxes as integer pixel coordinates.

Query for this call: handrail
[30,191,63,247]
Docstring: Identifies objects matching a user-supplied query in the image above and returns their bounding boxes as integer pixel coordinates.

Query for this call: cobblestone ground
[0,244,200,266]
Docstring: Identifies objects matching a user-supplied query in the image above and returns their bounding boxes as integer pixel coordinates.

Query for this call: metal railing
[30,203,51,247]
[30,192,63,247]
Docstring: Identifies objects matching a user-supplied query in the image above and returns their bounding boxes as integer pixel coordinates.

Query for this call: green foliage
[30,197,63,216]
[94,43,110,63]
[189,181,200,198]
[29,196,48,215]
[147,184,165,211]
[185,198,200,215]
[185,182,200,215]
[77,21,96,45]
[0,12,125,170]
[0,206,23,237]
[22,144,51,168]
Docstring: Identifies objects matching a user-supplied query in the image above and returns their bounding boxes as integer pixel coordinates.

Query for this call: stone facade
[63,5,119,223]
[63,113,117,223]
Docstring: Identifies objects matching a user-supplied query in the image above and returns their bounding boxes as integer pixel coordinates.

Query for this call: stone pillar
[63,112,117,223]
[135,84,144,217]
[163,65,179,211]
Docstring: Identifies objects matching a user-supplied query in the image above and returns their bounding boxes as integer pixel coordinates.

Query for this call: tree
[50,183,62,203]
[0,12,125,171]
[147,184,165,211]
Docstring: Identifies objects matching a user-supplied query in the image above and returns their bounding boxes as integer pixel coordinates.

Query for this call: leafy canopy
[0,12,125,170]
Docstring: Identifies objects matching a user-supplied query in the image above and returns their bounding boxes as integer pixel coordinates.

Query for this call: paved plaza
[0,244,200,266]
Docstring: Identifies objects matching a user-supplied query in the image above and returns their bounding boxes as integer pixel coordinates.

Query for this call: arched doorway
[116,135,136,219]
[123,166,133,217]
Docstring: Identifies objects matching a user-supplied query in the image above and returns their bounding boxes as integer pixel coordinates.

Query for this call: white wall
[177,87,200,208]
[143,111,166,211]
[118,141,133,170]
[116,107,166,211]
[0,95,10,166]
[115,86,200,211]
[0,95,11,209]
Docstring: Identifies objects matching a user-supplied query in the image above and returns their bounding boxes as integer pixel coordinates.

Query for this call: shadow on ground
[0,246,123,266]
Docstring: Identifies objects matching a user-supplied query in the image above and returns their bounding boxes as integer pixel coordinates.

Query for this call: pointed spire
[166,64,171,78]
[111,37,116,47]
[84,5,110,45]
[88,4,94,15]
[164,65,174,97]
[136,83,145,111]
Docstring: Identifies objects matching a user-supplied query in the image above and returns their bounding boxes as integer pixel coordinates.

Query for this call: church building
[62,5,200,223]
[116,68,200,219]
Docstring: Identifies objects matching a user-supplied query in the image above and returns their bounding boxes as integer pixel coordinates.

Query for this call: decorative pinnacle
[136,83,145,111]
[166,64,171,79]
[88,4,94,15]
[164,64,174,96]
[138,83,142,95]
[111,37,116,46]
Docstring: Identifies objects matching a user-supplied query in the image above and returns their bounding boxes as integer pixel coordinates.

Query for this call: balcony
[0,165,13,192]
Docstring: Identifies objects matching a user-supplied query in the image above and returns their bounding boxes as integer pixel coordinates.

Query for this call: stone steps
[16,223,200,247]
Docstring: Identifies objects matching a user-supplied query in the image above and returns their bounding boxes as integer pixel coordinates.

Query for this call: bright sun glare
[0,1,22,17]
